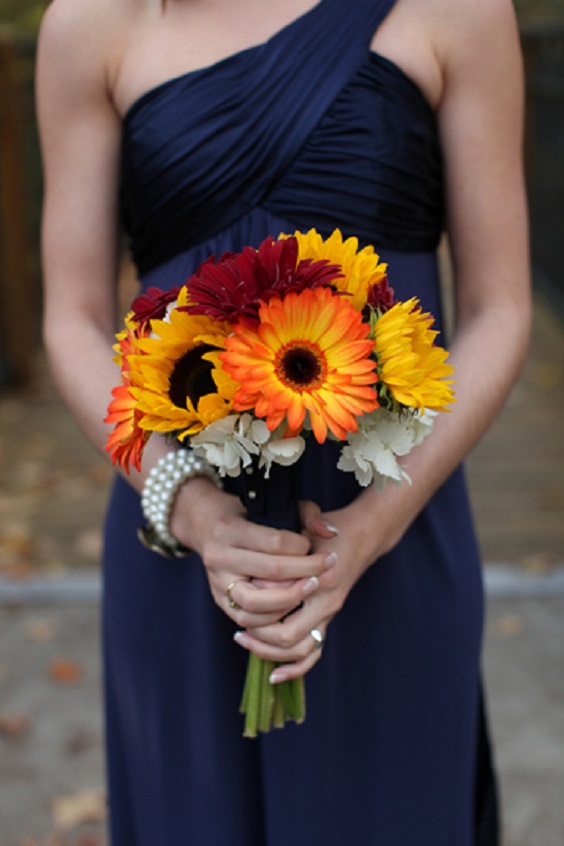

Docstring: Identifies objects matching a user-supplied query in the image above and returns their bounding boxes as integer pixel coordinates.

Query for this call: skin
[36,0,531,683]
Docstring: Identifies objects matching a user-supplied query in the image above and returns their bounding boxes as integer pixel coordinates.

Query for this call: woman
[36,0,530,843]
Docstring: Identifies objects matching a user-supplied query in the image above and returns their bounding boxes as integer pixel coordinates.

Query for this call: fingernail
[324,551,338,569]
[234,631,251,648]
[302,575,319,596]
[323,520,339,535]
[269,670,289,684]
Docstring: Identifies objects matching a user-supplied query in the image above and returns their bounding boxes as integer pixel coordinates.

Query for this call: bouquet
[105,229,454,736]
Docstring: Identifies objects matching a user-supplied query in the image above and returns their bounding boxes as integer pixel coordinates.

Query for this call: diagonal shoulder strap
[248,0,399,199]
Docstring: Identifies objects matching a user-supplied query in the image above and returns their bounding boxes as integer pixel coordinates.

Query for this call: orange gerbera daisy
[104,384,150,473]
[105,315,151,473]
[220,287,378,443]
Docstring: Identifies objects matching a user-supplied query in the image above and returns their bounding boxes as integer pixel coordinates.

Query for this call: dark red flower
[180,236,343,324]
[131,286,181,327]
[365,275,396,314]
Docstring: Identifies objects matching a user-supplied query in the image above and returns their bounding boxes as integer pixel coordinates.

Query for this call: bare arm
[37,0,332,630]
[37,1,123,454]
[239,0,531,680]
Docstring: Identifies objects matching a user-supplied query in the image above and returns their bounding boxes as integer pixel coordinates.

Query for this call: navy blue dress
[104,0,498,842]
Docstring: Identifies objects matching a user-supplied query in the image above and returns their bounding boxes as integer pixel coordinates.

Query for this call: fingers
[215,513,311,556]
[299,500,340,539]
[238,548,337,582]
[234,618,329,681]
[222,575,319,627]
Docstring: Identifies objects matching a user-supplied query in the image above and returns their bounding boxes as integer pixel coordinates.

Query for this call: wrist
[139,449,223,557]
[169,474,228,556]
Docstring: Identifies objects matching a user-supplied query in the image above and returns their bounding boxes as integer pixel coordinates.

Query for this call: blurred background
[0,1,563,845]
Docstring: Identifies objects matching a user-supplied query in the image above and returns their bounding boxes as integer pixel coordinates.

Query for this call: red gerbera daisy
[131,286,181,327]
[181,236,342,324]
[365,275,396,314]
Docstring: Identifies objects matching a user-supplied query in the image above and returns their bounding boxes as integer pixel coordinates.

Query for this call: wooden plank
[0,36,34,384]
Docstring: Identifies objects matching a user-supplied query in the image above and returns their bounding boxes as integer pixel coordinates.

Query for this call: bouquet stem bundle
[241,652,305,737]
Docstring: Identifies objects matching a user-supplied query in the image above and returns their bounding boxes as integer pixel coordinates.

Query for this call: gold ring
[226,578,245,610]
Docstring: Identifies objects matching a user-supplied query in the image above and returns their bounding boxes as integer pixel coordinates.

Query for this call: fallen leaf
[0,713,31,739]
[73,836,104,846]
[52,788,106,832]
[531,363,563,391]
[25,618,58,643]
[496,614,525,638]
[49,659,83,684]
[74,529,103,561]
[540,486,564,511]
[87,462,113,485]
[20,836,64,846]
[22,434,56,461]
[0,527,36,558]
[66,727,100,757]
[520,552,559,574]
[0,561,33,581]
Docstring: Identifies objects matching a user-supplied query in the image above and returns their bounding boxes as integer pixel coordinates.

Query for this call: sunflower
[373,298,455,411]
[220,287,378,443]
[286,229,389,311]
[128,308,239,440]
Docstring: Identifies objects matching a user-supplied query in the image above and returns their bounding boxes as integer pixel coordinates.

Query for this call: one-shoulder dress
[103,0,498,843]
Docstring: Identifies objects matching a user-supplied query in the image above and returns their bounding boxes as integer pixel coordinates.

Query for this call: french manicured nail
[324,551,338,569]
[302,576,319,596]
[323,521,339,535]
[269,670,289,684]
[234,631,251,648]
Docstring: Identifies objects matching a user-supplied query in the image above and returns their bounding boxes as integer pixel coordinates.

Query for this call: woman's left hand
[233,500,375,682]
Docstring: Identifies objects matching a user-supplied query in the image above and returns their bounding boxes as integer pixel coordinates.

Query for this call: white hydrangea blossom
[410,408,437,445]
[192,414,305,478]
[191,414,259,477]
[337,408,436,489]
[259,434,306,477]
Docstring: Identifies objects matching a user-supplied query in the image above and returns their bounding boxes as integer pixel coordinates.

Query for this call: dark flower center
[168,344,217,409]
[276,342,326,392]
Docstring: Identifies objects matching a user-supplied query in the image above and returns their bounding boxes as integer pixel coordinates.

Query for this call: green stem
[241,656,306,735]
[241,652,262,738]
[258,658,276,733]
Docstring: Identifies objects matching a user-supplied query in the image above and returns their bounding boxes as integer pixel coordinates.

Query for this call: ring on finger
[309,628,325,650]
[226,578,246,610]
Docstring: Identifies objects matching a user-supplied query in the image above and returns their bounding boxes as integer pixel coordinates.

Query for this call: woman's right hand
[170,478,334,628]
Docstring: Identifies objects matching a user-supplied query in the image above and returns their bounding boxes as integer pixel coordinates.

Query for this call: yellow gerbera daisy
[220,287,378,443]
[284,228,388,311]
[373,297,455,411]
[128,309,239,439]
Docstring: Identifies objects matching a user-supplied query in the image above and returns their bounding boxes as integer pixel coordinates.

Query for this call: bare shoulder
[430,0,521,78]
[37,0,133,103]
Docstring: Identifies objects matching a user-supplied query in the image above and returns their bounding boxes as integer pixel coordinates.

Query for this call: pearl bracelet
[138,449,223,558]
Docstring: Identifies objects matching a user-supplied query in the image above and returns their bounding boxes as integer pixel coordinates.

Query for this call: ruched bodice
[120,0,443,274]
